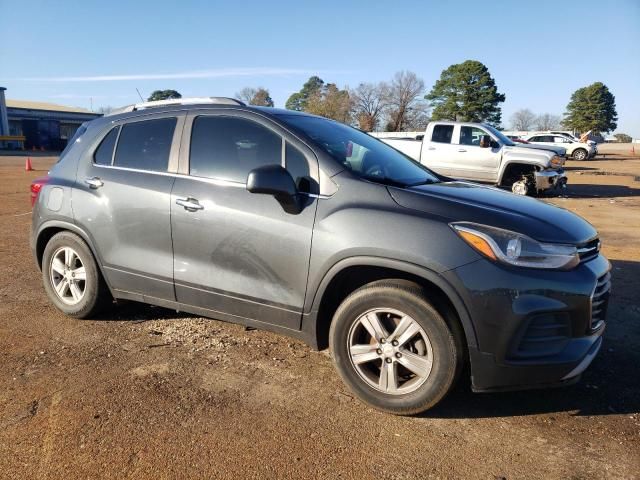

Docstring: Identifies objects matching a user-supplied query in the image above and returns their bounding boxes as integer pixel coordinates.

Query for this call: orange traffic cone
[25,157,34,172]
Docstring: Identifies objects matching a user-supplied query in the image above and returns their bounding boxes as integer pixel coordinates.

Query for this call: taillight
[30,177,49,207]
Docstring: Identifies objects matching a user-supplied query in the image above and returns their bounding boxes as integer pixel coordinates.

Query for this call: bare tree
[305,83,352,123]
[384,71,428,132]
[350,82,389,131]
[509,109,536,130]
[236,87,274,107]
[535,113,561,131]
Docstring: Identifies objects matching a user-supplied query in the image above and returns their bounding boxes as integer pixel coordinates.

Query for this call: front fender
[305,255,478,349]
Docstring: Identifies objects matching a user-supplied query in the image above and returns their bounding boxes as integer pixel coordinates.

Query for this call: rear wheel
[329,280,461,415]
[572,148,587,161]
[42,231,111,318]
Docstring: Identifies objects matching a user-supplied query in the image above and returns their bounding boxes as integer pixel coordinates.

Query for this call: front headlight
[451,222,579,270]
[550,155,563,167]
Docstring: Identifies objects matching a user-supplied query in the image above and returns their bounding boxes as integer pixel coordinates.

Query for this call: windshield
[485,125,515,146]
[276,114,439,187]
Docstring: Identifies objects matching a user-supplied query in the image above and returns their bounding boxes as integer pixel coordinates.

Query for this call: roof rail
[107,97,245,116]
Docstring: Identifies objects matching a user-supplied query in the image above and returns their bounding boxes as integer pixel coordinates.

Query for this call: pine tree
[563,82,617,134]
[426,60,505,126]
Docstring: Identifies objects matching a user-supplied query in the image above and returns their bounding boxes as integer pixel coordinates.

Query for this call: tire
[41,231,111,318]
[329,280,462,415]
[572,148,587,161]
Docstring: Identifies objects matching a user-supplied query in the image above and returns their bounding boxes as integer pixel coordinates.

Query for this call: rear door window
[94,127,119,165]
[113,118,176,172]
[431,125,454,143]
[189,116,282,183]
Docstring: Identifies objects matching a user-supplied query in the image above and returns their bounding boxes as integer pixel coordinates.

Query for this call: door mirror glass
[247,165,301,214]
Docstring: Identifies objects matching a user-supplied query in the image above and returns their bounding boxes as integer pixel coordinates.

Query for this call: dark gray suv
[31,98,611,414]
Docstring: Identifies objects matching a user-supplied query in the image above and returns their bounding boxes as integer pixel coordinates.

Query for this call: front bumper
[443,254,610,392]
[534,168,567,191]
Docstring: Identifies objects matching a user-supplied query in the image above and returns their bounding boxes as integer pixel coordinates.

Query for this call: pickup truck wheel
[42,231,111,318]
[329,280,460,415]
[511,179,530,196]
[572,148,587,161]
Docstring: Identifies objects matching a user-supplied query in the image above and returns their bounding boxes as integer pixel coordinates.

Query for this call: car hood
[511,143,566,155]
[388,181,597,244]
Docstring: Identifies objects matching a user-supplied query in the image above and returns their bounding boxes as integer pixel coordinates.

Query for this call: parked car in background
[549,131,598,156]
[380,121,567,196]
[505,135,530,144]
[549,131,597,146]
[31,98,609,415]
[523,133,596,161]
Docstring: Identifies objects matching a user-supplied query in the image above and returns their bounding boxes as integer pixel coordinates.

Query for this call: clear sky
[1,0,638,136]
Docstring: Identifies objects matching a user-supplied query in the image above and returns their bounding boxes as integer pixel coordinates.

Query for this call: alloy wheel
[347,308,433,395]
[574,150,587,161]
[49,246,87,305]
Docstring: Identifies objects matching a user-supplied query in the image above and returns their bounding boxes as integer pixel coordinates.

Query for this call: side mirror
[247,164,301,214]
[479,135,493,148]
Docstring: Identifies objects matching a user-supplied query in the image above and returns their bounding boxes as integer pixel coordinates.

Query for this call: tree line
[144,61,619,135]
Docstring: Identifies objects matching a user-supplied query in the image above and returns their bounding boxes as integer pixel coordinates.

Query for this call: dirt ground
[1,144,639,479]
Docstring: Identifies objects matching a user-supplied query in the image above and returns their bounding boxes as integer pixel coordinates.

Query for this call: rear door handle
[458,148,467,152]
[85,177,103,189]
[427,147,436,151]
[176,197,204,212]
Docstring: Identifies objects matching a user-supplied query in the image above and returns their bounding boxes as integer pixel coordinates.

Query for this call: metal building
[0,87,101,151]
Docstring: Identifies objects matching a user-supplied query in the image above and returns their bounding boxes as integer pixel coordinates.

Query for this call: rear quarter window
[93,127,119,165]
[113,118,176,172]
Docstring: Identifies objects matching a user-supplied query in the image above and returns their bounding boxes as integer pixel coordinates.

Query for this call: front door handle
[85,177,104,189]
[427,146,436,151]
[176,197,204,212]
[458,148,467,152]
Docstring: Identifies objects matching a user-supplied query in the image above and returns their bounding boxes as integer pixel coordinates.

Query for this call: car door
[73,113,184,301]
[454,125,501,182]
[421,124,460,176]
[170,110,319,330]
[552,135,573,153]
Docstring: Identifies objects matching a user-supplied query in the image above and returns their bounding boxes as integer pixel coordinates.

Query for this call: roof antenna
[135,88,144,102]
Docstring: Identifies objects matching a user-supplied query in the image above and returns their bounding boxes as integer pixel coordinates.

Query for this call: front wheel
[512,178,532,196]
[572,148,588,161]
[41,231,111,318]
[329,280,462,415]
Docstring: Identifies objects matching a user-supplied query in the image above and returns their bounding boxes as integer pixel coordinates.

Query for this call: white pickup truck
[378,121,568,195]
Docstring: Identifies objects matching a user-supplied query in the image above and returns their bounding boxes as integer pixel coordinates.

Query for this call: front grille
[578,238,600,263]
[590,272,611,331]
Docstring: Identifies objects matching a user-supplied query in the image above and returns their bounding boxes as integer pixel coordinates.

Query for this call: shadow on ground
[95,300,197,322]
[561,183,640,198]
[88,258,640,420]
